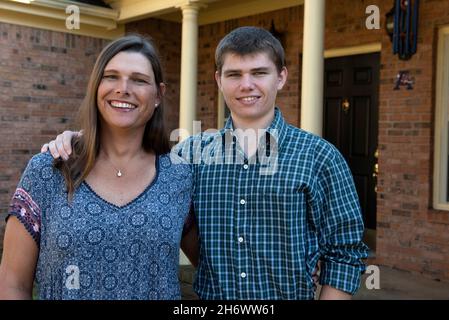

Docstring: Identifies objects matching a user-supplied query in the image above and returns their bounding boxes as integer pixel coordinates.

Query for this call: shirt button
[240,272,247,278]
[238,236,244,243]
[240,199,246,205]
[243,164,249,170]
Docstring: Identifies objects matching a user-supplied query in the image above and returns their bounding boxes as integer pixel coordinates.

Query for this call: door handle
[342,98,350,113]
[372,161,378,193]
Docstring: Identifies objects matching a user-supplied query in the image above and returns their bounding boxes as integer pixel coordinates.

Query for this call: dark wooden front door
[323,53,379,230]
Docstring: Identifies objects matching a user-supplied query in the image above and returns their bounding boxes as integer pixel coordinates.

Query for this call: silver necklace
[103,154,123,177]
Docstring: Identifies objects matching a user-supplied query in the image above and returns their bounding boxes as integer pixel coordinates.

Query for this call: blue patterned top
[8,152,192,300]
[175,107,369,300]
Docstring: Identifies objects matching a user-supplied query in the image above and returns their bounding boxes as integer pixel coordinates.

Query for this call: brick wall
[0,23,109,248]
[375,0,449,282]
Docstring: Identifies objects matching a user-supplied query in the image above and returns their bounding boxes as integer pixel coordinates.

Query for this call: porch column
[178,2,201,140]
[300,0,325,136]
[177,2,202,266]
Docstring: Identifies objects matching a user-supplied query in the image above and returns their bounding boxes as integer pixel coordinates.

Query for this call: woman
[0,35,198,300]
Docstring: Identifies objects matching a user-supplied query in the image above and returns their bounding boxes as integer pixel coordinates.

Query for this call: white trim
[0,0,123,39]
[324,43,381,58]
[2,0,118,20]
[433,25,449,210]
[300,0,325,136]
[198,0,303,26]
[178,2,200,140]
[156,0,304,26]
[31,0,118,19]
[116,0,185,23]
[0,8,124,39]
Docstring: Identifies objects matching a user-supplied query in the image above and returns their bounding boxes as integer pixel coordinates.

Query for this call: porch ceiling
[0,0,123,38]
[0,0,303,39]
[104,0,304,25]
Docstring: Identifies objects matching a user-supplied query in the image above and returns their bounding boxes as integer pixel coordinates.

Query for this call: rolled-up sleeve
[310,144,370,295]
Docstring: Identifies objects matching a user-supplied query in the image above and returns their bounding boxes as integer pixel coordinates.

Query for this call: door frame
[323,43,381,252]
[324,43,381,58]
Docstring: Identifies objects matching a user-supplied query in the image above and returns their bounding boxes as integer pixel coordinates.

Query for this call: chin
[239,109,265,119]
[107,120,135,129]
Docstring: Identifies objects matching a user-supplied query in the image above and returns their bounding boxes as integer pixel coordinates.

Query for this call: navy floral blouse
[7,152,192,300]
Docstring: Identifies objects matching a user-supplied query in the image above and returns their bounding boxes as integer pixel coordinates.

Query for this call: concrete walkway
[353,266,449,300]
[179,265,449,300]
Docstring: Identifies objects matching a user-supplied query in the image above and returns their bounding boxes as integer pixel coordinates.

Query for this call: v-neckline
[82,154,160,210]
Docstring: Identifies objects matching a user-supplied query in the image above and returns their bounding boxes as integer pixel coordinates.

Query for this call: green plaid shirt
[174,107,369,300]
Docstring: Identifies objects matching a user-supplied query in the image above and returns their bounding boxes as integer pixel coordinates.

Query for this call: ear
[277,67,288,90]
[215,71,223,91]
[156,82,166,106]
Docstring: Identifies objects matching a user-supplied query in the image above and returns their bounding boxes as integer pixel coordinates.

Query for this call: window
[433,25,449,210]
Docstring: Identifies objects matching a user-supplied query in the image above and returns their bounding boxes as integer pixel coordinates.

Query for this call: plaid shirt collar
[222,107,289,149]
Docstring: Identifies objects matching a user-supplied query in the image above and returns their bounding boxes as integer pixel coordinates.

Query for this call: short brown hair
[215,26,286,74]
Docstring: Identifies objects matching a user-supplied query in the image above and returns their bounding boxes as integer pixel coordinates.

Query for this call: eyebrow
[222,67,271,75]
[103,69,151,78]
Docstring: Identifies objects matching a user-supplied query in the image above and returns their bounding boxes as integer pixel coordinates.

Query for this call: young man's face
[215,51,287,127]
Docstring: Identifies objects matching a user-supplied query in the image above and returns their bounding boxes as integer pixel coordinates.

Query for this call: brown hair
[215,26,286,74]
[55,34,170,200]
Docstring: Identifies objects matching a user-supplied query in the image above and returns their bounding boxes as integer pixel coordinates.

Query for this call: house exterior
[0,0,448,284]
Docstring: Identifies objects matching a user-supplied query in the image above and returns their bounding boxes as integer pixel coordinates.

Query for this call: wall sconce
[385,6,395,41]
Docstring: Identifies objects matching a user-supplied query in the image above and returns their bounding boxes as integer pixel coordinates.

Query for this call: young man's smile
[236,95,261,105]
[216,52,287,129]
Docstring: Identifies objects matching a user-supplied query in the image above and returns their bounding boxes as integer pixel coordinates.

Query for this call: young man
[42,27,369,299]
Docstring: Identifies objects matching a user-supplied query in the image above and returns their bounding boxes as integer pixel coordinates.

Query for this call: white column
[178,3,201,140]
[300,0,326,136]
[178,2,202,266]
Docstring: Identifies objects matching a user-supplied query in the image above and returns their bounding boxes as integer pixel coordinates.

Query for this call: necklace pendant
[117,170,122,177]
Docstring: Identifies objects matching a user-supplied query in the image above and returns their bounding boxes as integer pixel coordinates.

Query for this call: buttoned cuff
[319,260,364,295]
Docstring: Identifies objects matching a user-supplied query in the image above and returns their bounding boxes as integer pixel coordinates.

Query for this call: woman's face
[97,51,164,132]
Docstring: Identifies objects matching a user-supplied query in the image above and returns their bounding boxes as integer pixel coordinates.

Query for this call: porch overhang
[0,0,123,39]
[0,0,304,39]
